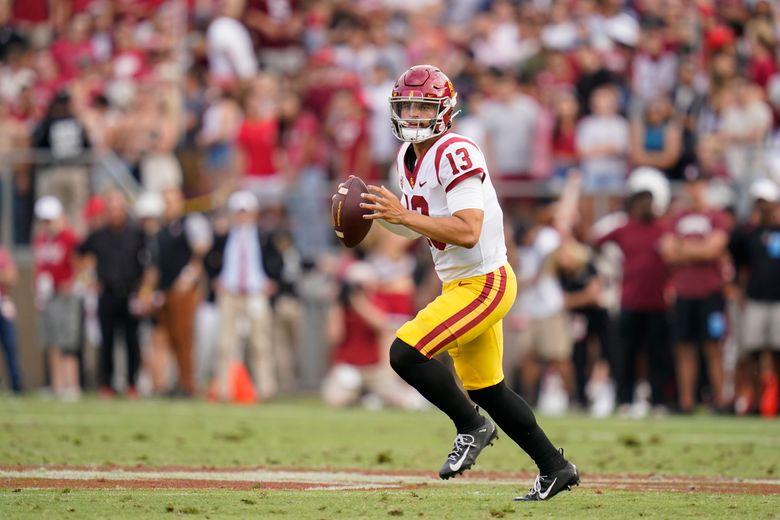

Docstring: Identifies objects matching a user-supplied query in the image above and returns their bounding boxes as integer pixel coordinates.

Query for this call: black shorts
[673,293,726,345]
[571,307,612,362]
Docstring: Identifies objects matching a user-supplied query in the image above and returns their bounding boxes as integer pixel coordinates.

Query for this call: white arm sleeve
[378,218,421,239]
[446,176,484,214]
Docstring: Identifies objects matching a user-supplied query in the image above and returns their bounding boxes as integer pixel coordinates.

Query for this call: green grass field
[1,396,778,519]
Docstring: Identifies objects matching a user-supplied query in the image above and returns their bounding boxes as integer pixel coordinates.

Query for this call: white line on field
[2,468,779,489]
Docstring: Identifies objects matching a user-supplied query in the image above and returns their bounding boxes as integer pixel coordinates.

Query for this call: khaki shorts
[741,301,780,352]
[517,312,572,361]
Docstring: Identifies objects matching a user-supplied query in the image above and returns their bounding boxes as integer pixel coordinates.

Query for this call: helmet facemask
[389,94,457,143]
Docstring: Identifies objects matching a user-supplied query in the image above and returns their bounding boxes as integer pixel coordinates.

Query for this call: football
[331,176,373,248]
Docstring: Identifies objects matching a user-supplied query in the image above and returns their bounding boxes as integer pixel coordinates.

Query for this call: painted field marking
[1,467,779,494]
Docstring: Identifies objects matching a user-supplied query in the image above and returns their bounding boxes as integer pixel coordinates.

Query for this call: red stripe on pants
[427,266,507,357]
[414,272,495,353]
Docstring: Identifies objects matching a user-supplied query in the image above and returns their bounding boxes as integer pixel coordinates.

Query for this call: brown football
[332,176,373,248]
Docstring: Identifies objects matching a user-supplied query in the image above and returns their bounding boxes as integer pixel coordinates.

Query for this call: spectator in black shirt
[133,191,167,394]
[32,90,91,235]
[0,20,28,63]
[557,239,614,417]
[78,191,147,397]
[729,178,780,415]
[144,188,211,397]
[198,210,230,393]
[574,46,621,116]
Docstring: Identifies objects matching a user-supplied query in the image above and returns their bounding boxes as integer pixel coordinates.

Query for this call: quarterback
[360,65,579,501]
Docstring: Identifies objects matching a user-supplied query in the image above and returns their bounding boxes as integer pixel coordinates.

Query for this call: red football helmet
[389,65,458,143]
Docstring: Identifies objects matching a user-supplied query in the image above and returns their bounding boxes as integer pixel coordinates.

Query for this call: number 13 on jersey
[402,194,446,250]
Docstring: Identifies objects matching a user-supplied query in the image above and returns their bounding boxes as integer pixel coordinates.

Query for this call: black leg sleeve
[469,381,566,474]
[389,338,482,432]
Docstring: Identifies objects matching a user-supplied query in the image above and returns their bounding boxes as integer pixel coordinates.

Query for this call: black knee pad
[389,338,428,374]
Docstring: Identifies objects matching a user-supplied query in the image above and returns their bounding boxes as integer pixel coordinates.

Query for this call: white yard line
[2,467,779,490]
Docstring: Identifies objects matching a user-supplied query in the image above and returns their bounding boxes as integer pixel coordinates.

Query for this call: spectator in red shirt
[746,38,776,89]
[245,0,305,75]
[12,0,49,25]
[322,261,422,410]
[32,196,81,400]
[324,88,372,180]
[111,16,147,81]
[550,89,579,180]
[594,167,674,414]
[661,167,732,413]
[29,51,66,120]
[11,0,50,41]
[50,14,94,82]
[300,48,361,120]
[236,74,284,207]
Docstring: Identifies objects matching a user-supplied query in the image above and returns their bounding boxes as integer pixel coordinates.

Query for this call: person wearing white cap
[32,196,82,400]
[728,178,780,415]
[593,167,674,417]
[210,190,284,401]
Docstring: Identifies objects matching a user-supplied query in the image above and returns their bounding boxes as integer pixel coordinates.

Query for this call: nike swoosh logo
[448,446,471,472]
[538,477,557,500]
[419,180,428,187]
[458,281,471,287]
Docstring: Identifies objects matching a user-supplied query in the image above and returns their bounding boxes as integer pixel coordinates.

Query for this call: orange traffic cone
[760,373,778,418]
[206,361,259,404]
[230,361,258,404]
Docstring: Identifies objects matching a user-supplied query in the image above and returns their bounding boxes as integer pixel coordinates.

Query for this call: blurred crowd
[0,0,779,417]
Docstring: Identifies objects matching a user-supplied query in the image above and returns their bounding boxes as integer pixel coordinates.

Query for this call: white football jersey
[394,132,507,282]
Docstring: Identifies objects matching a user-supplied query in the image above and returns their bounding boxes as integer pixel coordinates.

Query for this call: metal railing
[0,149,142,250]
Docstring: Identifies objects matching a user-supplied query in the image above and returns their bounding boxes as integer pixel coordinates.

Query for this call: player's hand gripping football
[360,185,408,225]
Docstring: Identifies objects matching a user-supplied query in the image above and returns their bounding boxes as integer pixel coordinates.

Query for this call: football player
[359,65,579,501]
